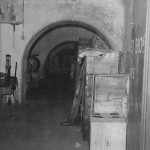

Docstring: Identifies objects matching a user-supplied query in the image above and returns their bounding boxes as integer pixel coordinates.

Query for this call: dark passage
[0,78,88,150]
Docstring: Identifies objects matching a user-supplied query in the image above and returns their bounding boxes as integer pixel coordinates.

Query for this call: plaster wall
[0,0,124,101]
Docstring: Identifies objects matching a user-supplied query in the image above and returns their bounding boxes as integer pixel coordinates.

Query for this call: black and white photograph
[0,0,150,150]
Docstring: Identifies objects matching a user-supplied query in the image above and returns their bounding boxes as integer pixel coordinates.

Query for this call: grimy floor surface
[0,79,89,150]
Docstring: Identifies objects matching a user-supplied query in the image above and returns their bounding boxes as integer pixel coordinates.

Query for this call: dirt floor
[0,79,89,150]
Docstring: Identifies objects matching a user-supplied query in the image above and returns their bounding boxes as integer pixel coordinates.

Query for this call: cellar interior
[0,0,150,150]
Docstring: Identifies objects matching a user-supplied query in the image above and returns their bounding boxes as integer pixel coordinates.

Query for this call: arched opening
[22,20,112,100]
[45,41,78,79]
[20,20,112,148]
[25,20,112,58]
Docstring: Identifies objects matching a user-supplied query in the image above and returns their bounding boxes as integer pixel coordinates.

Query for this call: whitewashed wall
[0,0,124,102]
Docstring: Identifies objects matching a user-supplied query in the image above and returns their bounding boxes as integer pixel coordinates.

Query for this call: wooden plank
[68,61,85,123]
[82,74,94,140]
[95,75,127,89]
[93,99,123,115]
[86,52,119,74]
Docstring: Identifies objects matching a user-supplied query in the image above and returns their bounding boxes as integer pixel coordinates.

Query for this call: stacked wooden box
[78,49,127,150]
[92,74,127,117]
[85,52,119,75]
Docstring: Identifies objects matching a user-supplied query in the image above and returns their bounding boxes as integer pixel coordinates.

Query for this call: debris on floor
[75,142,81,149]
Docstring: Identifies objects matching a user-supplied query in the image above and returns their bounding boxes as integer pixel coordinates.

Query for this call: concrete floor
[0,79,89,150]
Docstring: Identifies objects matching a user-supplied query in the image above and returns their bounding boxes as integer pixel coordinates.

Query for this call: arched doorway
[22,20,113,100]
[45,41,78,79]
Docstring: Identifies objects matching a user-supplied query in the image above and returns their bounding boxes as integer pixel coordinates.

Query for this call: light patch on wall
[79,3,115,35]
[84,0,124,39]
[24,0,55,9]
[55,0,79,6]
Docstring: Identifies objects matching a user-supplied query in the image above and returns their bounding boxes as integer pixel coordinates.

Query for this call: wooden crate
[93,99,123,115]
[85,52,119,74]
[94,75,126,100]
[92,74,127,116]
[90,117,126,150]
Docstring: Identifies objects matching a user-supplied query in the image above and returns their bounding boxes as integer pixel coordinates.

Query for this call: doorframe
[141,0,150,149]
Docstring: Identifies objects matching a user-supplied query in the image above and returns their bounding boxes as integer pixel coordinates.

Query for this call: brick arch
[24,20,113,59]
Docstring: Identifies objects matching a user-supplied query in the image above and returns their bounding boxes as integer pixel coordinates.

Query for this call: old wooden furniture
[0,57,18,106]
[0,76,18,106]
